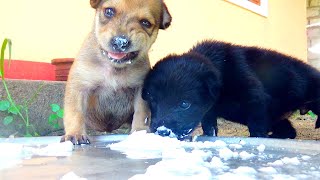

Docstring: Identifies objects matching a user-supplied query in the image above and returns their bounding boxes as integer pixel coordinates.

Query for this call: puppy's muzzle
[157,129,171,137]
[111,35,131,52]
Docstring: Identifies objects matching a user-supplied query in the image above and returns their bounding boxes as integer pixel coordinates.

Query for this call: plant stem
[2,79,27,125]
[25,82,45,107]
[1,39,38,136]
[25,108,30,135]
[1,39,27,126]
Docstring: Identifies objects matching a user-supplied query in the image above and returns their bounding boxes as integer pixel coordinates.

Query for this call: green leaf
[16,105,24,112]
[57,109,64,118]
[0,100,10,111]
[24,133,33,137]
[8,40,12,65]
[308,111,317,119]
[34,132,40,137]
[50,104,60,112]
[48,114,58,123]
[8,106,19,115]
[53,123,60,129]
[0,39,12,78]
[3,116,13,125]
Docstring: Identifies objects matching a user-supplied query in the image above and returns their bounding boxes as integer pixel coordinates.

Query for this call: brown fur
[61,0,171,144]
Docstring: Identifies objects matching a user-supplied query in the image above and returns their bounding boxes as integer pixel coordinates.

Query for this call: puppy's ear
[90,0,102,9]
[160,2,172,29]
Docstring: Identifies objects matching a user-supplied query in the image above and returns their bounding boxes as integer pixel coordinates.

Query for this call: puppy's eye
[144,91,151,98]
[144,91,154,101]
[179,101,191,110]
[104,7,115,18]
[140,19,152,28]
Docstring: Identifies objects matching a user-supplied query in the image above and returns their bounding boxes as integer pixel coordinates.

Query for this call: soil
[192,111,320,140]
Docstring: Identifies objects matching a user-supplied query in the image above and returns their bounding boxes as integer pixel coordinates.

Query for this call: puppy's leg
[270,118,296,139]
[242,85,270,137]
[310,102,320,128]
[247,118,269,137]
[299,106,309,115]
[304,92,320,128]
[201,109,218,136]
[229,53,271,137]
[246,102,270,137]
[131,88,150,133]
[61,87,90,145]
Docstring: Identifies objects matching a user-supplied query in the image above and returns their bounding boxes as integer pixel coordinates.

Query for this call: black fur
[142,40,320,140]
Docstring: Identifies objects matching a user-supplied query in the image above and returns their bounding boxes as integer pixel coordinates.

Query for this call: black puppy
[142,40,320,140]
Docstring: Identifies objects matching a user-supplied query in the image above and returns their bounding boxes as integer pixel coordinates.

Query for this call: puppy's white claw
[144,116,149,125]
[213,129,216,136]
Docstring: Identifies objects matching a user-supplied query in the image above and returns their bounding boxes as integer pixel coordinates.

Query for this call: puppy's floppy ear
[90,0,102,9]
[160,2,172,29]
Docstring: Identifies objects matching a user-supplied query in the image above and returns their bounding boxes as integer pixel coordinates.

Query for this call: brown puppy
[61,0,171,144]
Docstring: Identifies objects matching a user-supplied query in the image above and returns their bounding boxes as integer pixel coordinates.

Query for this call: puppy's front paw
[60,134,90,145]
[249,132,268,138]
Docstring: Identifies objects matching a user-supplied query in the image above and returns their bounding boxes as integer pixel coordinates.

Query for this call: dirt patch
[193,111,319,140]
[215,118,319,140]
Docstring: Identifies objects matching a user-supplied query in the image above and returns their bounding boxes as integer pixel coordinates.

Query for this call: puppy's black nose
[111,36,131,52]
[157,129,171,137]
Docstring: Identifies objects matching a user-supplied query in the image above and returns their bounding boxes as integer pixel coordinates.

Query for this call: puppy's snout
[157,129,171,137]
[111,35,131,52]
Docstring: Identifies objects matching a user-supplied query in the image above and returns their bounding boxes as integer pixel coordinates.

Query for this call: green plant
[307,110,317,119]
[0,38,44,137]
[48,103,64,129]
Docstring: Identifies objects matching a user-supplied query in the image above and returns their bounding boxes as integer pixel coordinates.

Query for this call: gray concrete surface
[0,135,320,179]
